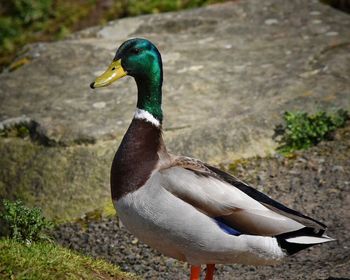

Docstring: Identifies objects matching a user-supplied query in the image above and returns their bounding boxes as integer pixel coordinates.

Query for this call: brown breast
[110,118,162,200]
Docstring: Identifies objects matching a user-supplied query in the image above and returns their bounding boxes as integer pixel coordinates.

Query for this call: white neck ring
[134,108,160,127]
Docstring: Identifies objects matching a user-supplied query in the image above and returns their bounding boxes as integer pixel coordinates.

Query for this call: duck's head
[90,38,163,122]
[90,38,162,89]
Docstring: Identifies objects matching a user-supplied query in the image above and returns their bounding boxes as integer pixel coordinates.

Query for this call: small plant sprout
[1,199,53,244]
[274,109,349,154]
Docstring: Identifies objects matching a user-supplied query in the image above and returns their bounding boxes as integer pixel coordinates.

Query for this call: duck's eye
[112,67,116,70]
[131,48,141,55]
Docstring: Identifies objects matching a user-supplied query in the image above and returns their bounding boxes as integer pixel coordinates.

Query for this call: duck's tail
[276,227,334,255]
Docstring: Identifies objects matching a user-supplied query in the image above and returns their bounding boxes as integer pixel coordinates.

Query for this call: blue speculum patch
[214,217,241,236]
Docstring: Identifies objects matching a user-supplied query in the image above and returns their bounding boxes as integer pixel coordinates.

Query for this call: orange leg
[204,264,215,280]
[190,265,201,280]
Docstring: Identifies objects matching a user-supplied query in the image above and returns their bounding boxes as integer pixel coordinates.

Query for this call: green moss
[0,122,30,138]
[227,158,249,173]
[74,201,117,230]
[102,200,117,217]
[0,238,134,280]
[0,138,115,222]
[274,109,349,154]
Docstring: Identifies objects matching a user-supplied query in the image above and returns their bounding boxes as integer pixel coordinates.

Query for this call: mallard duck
[90,38,333,280]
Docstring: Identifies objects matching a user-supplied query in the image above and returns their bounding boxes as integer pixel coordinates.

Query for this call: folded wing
[159,156,326,237]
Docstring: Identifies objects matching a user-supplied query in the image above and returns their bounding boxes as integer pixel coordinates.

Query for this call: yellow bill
[90,59,127,89]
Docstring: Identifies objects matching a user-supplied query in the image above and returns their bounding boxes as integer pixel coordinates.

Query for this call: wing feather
[159,156,326,236]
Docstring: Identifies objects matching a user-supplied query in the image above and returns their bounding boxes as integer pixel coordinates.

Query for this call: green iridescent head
[90,38,163,122]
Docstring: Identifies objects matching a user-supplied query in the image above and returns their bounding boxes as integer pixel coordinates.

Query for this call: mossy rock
[0,138,118,222]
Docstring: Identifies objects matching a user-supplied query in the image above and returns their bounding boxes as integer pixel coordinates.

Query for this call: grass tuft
[0,238,134,280]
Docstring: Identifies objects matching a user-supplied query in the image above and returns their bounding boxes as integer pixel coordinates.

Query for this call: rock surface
[53,122,350,279]
[0,0,350,219]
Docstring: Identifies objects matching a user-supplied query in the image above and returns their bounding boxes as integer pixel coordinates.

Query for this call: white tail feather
[286,235,335,244]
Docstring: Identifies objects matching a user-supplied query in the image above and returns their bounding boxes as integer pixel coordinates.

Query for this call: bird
[90,38,333,280]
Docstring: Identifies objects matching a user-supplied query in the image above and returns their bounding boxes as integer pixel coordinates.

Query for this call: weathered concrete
[0,0,349,219]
